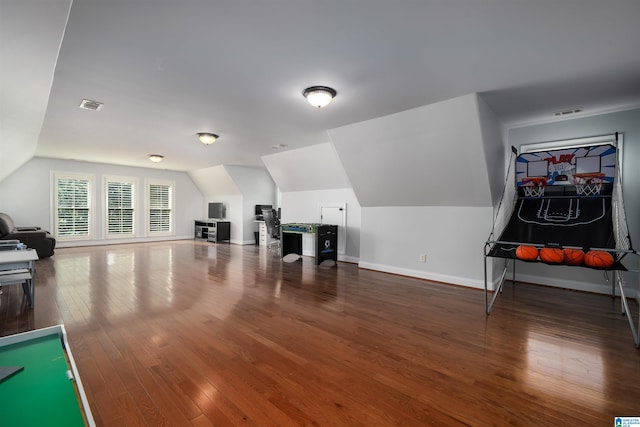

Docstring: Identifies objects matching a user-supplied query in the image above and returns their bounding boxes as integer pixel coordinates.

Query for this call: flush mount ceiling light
[303,86,337,108]
[196,132,219,145]
[148,154,164,163]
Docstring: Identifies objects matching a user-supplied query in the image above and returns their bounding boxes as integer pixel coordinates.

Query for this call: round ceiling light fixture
[302,86,337,108]
[148,154,164,163]
[196,132,219,145]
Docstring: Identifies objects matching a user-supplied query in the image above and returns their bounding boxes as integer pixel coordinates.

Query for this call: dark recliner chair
[0,213,56,258]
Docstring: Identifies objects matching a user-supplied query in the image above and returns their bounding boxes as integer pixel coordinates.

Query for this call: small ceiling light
[303,86,337,108]
[197,132,219,145]
[148,154,164,163]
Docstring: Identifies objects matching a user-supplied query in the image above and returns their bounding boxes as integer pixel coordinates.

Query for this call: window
[54,173,94,240]
[146,179,174,235]
[105,176,136,237]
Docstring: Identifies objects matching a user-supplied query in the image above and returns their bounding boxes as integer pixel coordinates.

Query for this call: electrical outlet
[419,254,426,263]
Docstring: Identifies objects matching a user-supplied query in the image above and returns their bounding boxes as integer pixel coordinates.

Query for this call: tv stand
[194,220,230,243]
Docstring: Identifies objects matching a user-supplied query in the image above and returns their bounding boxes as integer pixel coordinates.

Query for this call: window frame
[53,172,95,241]
[145,178,175,237]
[104,175,137,239]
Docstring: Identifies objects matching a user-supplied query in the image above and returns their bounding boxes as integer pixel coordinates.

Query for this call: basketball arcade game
[484,133,639,348]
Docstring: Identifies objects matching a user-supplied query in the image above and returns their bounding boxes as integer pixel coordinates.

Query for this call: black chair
[0,213,56,258]
[261,209,281,250]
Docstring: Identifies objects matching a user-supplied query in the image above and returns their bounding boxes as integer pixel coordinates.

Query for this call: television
[255,204,272,216]
[208,202,225,219]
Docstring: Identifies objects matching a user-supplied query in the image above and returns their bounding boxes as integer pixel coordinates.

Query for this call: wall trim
[503,103,640,131]
[339,255,359,264]
[56,235,193,248]
[515,273,639,299]
[237,239,257,245]
[358,261,485,289]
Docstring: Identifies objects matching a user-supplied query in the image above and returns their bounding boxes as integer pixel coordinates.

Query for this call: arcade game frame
[484,133,639,348]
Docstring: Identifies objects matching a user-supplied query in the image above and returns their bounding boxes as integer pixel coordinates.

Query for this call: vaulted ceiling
[2,0,640,178]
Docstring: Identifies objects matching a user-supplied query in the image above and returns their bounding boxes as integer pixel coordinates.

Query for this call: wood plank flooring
[1,240,639,426]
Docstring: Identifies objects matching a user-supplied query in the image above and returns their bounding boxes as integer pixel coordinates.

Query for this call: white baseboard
[354,263,639,299]
[358,261,485,289]
[515,273,610,294]
[338,254,359,264]
[234,239,256,245]
[56,235,193,248]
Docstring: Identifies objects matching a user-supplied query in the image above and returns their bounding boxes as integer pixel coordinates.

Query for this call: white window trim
[52,171,95,241]
[145,178,175,237]
[104,175,138,239]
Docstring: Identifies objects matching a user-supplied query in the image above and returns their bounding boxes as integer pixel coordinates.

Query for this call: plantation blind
[107,180,134,236]
[148,183,172,233]
[56,175,91,238]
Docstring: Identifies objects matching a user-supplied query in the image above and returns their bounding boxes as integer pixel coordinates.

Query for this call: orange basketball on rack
[515,245,538,261]
[584,250,614,269]
[539,247,564,264]
[562,248,585,266]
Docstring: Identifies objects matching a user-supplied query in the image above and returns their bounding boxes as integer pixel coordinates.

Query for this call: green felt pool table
[0,325,95,426]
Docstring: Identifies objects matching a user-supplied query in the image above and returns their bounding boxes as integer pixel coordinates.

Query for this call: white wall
[0,157,203,246]
[359,206,494,288]
[0,1,71,182]
[329,93,496,207]
[189,165,276,244]
[226,166,277,244]
[262,142,351,192]
[202,194,243,243]
[281,188,361,262]
[507,108,640,296]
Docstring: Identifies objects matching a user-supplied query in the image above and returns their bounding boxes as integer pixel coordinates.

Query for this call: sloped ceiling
[0,0,71,182]
[328,93,500,207]
[3,1,640,174]
[188,165,240,197]
[262,143,351,193]
[224,166,275,196]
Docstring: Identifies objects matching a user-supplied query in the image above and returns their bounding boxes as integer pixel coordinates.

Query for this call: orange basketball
[539,247,564,264]
[584,250,614,269]
[515,245,538,261]
[562,248,585,266]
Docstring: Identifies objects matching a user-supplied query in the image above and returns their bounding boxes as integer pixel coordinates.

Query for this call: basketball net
[611,159,632,261]
[574,173,604,198]
[490,149,518,242]
[521,178,546,198]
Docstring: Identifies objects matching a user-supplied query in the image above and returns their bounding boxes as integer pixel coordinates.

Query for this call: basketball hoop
[574,173,605,197]
[521,177,546,198]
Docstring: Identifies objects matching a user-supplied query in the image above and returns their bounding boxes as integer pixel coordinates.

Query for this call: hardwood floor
[1,240,638,426]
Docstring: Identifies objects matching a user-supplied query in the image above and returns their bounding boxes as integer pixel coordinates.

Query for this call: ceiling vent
[79,99,104,111]
[553,107,583,117]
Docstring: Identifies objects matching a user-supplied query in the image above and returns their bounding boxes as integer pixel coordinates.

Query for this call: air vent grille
[79,99,104,111]
[553,107,583,117]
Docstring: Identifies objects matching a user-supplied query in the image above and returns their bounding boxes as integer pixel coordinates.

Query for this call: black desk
[280,223,338,265]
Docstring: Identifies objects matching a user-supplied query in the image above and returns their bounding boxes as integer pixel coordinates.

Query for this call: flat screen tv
[255,204,272,215]
[208,202,225,219]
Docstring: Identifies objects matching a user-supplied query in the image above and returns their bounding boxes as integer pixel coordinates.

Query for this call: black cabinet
[194,220,230,243]
[316,225,338,264]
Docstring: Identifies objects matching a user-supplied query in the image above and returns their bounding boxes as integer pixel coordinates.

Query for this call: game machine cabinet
[484,133,639,348]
